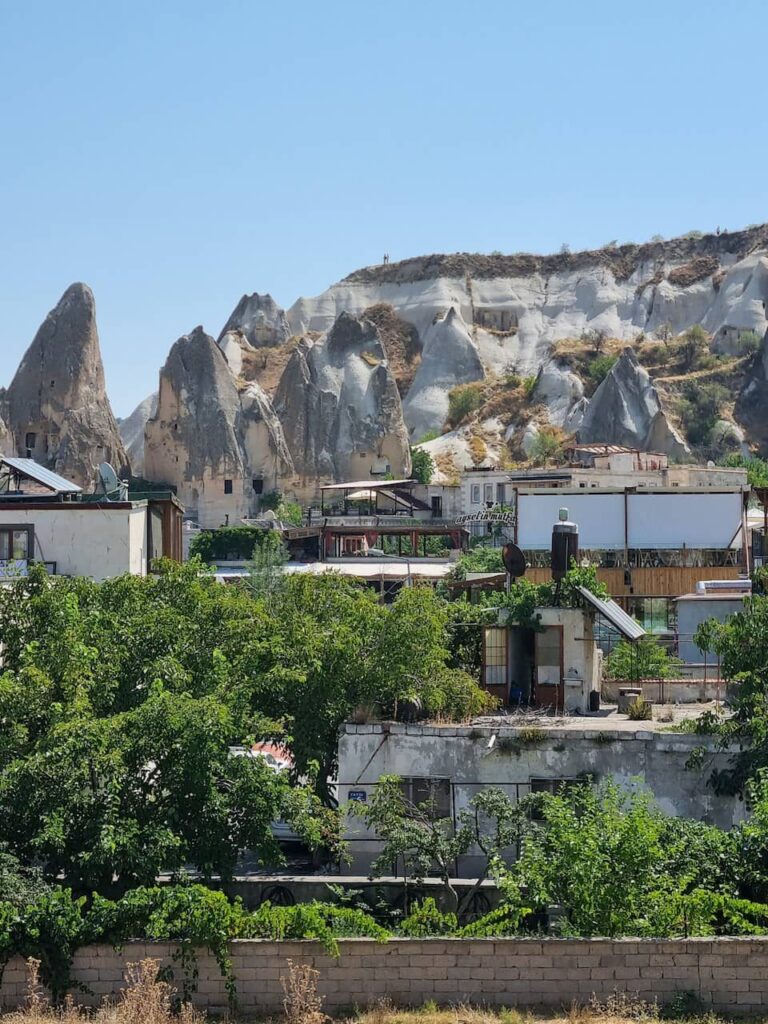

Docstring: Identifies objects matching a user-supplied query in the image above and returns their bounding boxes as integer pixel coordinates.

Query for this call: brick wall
[2,938,768,1016]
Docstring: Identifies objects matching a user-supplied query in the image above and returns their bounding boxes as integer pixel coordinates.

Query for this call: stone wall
[2,938,768,1015]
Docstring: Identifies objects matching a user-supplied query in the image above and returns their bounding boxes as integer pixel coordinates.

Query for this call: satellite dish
[98,462,120,496]
[502,542,527,579]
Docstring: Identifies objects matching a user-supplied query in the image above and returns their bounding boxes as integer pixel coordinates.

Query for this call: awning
[576,585,646,641]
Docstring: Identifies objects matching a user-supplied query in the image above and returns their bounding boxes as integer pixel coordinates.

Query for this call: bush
[447,383,484,425]
[410,446,435,485]
[677,381,729,447]
[587,354,617,388]
[735,330,762,357]
[522,375,537,398]
[606,637,681,681]
[189,526,273,562]
[528,426,564,466]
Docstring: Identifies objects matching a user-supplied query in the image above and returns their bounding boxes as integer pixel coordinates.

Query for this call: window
[224,479,233,494]
[484,483,494,503]
[483,626,508,686]
[529,778,582,818]
[471,484,481,504]
[0,528,30,561]
[400,777,451,819]
[25,432,36,451]
[496,483,506,505]
[252,478,264,494]
[431,495,442,518]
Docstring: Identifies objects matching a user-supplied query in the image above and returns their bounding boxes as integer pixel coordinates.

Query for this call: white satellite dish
[98,462,120,497]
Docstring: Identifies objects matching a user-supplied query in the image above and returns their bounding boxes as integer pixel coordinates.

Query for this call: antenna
[98,462,120,498]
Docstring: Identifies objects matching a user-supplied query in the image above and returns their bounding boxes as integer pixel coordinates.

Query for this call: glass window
[400,777,451,819]
[483,626,508,686]
[471,485,481,504]
[12,531,28,559]
[484,483,494,503]
[0,533,9,560]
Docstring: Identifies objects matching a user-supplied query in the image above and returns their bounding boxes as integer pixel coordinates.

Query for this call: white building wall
[627,491,743,549]
[517,492,625,549]
[0,506,148,580]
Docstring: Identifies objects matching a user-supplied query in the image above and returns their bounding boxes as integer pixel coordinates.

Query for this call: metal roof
[576,585,646,641]
[1,457,82,494]
[319,479,414,491]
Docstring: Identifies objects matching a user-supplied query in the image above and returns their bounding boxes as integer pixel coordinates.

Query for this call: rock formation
[145,327,250,525]
[119,392,158,476]
[219,293,291,348]
[2,283,129,488]
[735,329,768,448]
[273,311,411,485]
[144,326,296,527]
[577,348,690,460]
[402,307,484,439]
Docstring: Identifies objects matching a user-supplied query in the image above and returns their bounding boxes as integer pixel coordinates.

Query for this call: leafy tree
[587,354,616,387]
[606,637,682,681]
[189,525,269,562]
[499,780,752,937]
[720,453,768,488]
[447,383,484,425]
[676,325,711,372]
[276,498,303,526]
[528,426,564,466]
[678,381,728,446]
[354,776,526,916]
[410,446,434,485]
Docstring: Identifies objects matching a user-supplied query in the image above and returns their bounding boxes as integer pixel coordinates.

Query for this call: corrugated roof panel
[576,584,646,641]
[1,457,82,494]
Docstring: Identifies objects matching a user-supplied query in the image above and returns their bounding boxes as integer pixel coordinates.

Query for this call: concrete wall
[3,938,768,1015]
[338,723,741,875]
[0,505,148,580]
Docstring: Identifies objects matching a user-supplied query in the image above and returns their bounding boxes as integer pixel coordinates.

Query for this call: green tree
[500,780,747,937]
[410,446,435,485]
[606,637,681,681]
[528,426,564,466]
[587,354,617,388]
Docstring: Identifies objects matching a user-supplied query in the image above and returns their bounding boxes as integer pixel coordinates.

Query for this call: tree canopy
[0,562,490,893]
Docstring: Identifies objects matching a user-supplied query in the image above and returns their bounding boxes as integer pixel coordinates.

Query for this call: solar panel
[576,585,646,641]
[1,457,82,494]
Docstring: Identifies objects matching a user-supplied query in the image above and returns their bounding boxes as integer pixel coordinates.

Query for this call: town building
[0,457,183,581]
[339,716,742,876]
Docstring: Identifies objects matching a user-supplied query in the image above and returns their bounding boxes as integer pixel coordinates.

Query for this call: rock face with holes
[273,311,411,485]
[144,327,297,527]
[2,283,129,488]
[286,226,768,445]
[144,327,251,526]
[577,348,690,459]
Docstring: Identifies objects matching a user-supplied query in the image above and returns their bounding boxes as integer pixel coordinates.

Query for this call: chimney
[551,507,579,582]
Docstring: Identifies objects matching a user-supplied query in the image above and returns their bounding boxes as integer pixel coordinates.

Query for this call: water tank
[551,508,579,581]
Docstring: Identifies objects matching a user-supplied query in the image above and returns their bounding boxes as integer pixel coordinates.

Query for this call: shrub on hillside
[447,383,484,425]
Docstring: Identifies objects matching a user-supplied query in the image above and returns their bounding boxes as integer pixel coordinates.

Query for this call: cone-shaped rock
[577,347,689,460]
[219,292,291,348]
[4,283,129,487]
[119,392,158,477]
[273,311,411,484]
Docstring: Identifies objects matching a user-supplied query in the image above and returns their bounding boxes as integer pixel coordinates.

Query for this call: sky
[1,0,767,417]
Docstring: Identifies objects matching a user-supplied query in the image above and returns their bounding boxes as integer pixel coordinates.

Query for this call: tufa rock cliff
[144,327,296,526]
[2,283,128,488]
[218,292,291,349]
[119,392,158,477]
[577,348,690,460]
[273,311,411,484]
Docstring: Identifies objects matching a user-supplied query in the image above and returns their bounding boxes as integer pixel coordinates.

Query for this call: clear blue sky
[1,0,766,416]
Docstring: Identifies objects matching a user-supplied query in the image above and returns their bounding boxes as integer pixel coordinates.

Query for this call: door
[534,625,564,712]
[431,495,443,518]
